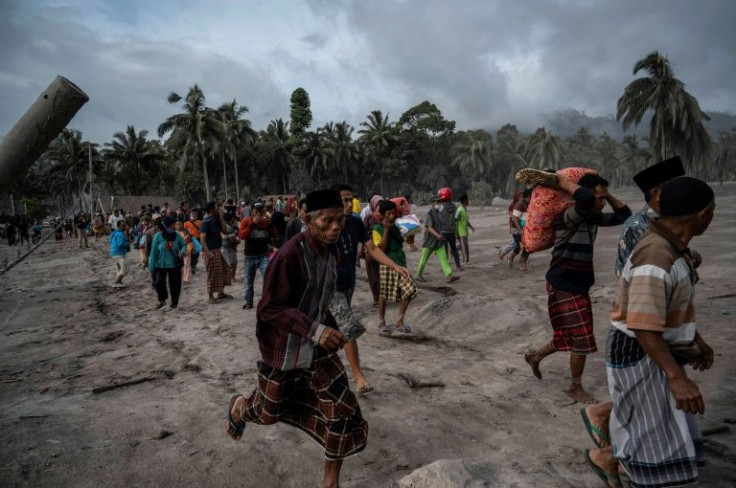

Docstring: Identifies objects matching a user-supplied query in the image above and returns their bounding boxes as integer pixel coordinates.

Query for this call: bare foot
[525,352,542,379]
[226,395,246,440]
[568,383,599,404]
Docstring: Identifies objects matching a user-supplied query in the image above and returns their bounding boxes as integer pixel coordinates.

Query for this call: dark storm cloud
[0,4,288,142]
[1,0,734,142]
[342,0,736,130]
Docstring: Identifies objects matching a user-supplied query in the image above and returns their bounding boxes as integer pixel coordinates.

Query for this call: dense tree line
[7,51,736,217]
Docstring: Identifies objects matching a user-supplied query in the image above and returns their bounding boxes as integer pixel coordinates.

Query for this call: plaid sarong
[546,282,596,354]
[238,355,368,460]
[607,328,703,487]
[378,265,417,303]
[204,250,230,294]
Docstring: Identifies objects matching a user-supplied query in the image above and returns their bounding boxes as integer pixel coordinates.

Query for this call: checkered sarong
[378,265,417,303]
[546,282,597,354]
[239,355,368,460]
[204,250,230,294]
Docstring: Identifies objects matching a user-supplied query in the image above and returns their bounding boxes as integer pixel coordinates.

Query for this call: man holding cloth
[226,189,367,488]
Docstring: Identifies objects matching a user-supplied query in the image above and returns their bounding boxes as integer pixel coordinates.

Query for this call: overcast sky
[1,0,735,143]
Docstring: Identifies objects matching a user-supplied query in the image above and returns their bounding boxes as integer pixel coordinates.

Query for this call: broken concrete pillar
[0,76,89,195]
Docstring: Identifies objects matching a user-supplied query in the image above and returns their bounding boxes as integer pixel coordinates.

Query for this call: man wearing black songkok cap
[587,176,716,487]
[225,189,367,488]
[614,156,686,276]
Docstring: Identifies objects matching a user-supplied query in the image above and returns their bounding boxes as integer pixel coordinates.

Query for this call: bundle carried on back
[515,167,597,253]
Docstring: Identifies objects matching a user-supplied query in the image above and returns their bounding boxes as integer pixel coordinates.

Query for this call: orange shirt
[184,220,201,239]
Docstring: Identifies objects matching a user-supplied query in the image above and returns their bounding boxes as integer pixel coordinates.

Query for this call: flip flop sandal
[580,407,611,448]
[226,394,245,439]
[357,383,374,395]
[515,168,559,187]
[584,449,622,487]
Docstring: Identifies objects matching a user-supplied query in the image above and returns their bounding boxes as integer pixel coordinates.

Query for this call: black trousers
[442,232,462,269]
[154,267,182,306]
[190,252,199,272]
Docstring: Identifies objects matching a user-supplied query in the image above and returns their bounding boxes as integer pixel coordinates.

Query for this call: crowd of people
[7,159,717,488]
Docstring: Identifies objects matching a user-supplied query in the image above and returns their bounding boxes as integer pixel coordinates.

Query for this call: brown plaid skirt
[378,265,417,303]
[238,355,368,460]
[547,282,597,354]
[204,250,230,294]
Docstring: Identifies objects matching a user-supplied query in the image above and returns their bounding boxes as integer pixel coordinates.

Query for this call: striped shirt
[545,188,631,295]
[610,220,697,344]
[256,230,339,371]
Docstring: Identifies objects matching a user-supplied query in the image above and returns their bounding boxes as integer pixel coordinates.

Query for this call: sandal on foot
[226,394,245,440]
[357,383,374,395]
[378,325,393,337]
[581,407,611,448]
[394,324,413,334]
[584,449,622,487]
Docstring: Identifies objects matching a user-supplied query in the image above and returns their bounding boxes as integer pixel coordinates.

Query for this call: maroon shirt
[256,230,339,371]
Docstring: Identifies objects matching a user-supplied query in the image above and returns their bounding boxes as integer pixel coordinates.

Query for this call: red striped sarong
[546,282,597,354]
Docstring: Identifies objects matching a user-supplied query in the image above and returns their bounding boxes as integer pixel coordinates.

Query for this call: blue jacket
[109,229,130,257]
[148,231,186,272]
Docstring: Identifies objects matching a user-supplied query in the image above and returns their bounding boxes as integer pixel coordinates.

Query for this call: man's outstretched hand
[319,327,347,352]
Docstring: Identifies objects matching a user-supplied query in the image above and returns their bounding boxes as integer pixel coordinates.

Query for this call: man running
[226,189,367,488]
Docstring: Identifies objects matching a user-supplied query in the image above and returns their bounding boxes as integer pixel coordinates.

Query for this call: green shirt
[456,206,470,237]
[372,223,406,266]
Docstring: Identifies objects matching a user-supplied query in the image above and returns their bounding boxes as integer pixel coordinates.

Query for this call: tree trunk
[233,149,240,203]
[199,144,211,203]
[222,152,229,201]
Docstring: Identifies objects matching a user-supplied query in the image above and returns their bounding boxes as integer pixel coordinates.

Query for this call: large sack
[521,167,597,253]
[396,214,422,237]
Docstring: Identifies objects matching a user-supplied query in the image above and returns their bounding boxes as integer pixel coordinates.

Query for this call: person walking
[149,216,186,309]
[524,172,631,404]
[184,211,202,275]
[221,212,240,285]
[586,177,715,487]
[437,187,463,272]
[455,194,474,264]
[175,220,193,284]
[331,184,410,393]
[109,220,130,286]
[200,202,232,303]
[415,196,459,284]
[373,199,418,336]
[238,202,276,309]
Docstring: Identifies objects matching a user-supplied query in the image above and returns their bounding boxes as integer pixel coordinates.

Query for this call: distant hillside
[540,109,736,140]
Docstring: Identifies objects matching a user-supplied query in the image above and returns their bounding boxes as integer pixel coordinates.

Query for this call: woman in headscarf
[175,220,193,284]
[361,194,384,306]
[149,216,187,309]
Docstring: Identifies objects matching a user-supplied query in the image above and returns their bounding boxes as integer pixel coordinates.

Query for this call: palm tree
[524,127,563,170]
[217,100,257,202]
[158,85,225,202]
[617,51,712,166]
[259,118,293,194]
[327,121,358,183]
[104,126,165,195]
[450,135,492,177]
[45,128,101,212]
[302,130,334,188]
[358,110,399,195]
